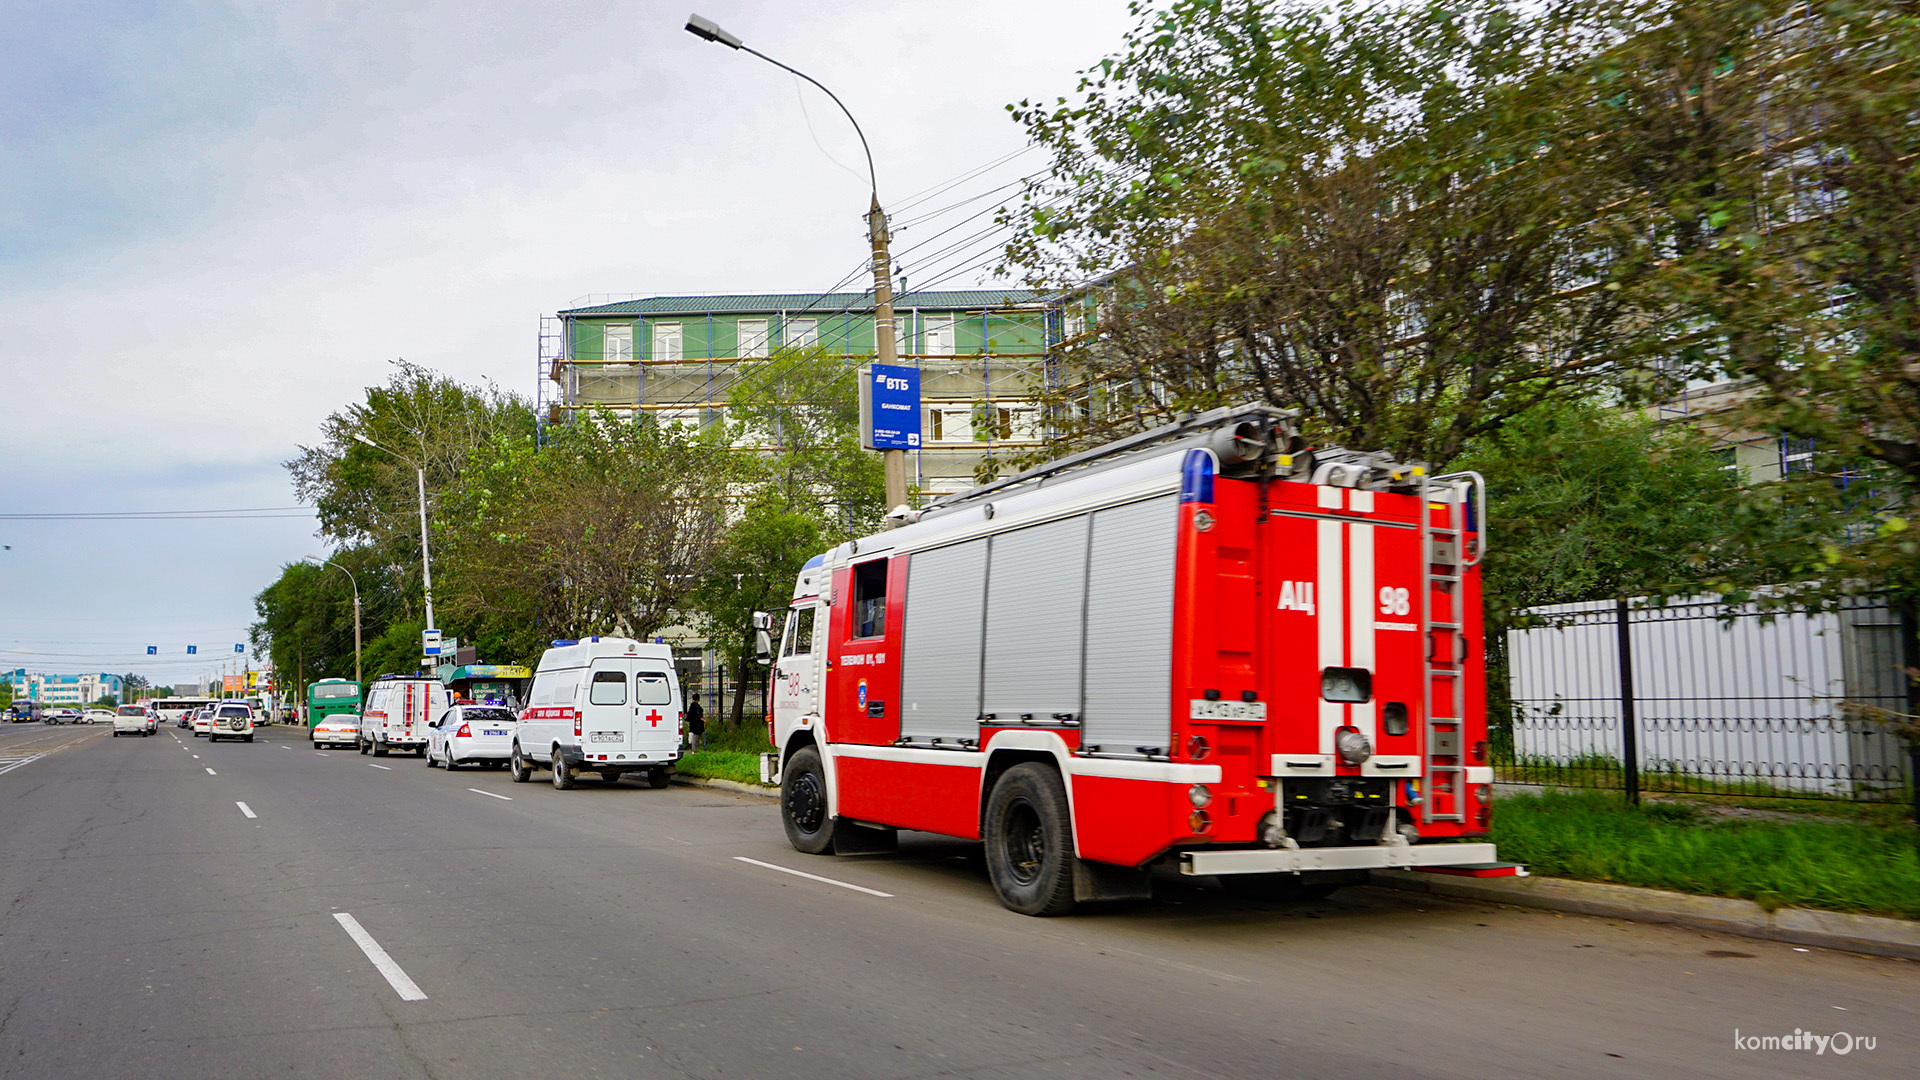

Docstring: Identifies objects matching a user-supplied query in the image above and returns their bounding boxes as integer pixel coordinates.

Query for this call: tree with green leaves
[435,412,741,654]
[727,345,888,540]
[1569,0,1920,600]
[1448,400,1802,624]
[689,496,824,726]
[1003,0,1664,464]
[286,359,534,622]
[250,548,401,686]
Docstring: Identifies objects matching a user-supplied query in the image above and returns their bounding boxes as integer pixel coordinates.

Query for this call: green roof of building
[559,289,1050,318]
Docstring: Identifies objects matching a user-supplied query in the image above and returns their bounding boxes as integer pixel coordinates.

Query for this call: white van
[512,637,682,790]
[359,676,449,756]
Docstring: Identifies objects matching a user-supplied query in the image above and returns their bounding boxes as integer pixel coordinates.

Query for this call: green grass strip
[1493,790,1920,920]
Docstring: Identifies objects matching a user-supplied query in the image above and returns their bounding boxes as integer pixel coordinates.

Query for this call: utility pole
[869,197,907,514]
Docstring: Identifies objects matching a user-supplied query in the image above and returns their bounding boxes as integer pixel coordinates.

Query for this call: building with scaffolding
[537,289,1055,499]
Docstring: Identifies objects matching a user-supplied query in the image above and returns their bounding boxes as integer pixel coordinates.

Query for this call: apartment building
[538,289,1057,499]
[4,669,123,706]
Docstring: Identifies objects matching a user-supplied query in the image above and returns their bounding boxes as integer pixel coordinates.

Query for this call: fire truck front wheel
[781,746,835,854]
[984,764,1076,917]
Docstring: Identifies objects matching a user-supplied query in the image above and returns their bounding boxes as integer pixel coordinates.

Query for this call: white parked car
[310,715,360,749]
[111,705,152,737]
[426,705,518,770]
[512,637,682,789]
[208,702,256,743]
[82,709,116,726]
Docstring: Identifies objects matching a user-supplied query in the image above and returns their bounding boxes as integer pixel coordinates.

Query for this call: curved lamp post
[685,13,908,516]
[304,556,363,687]
[351,433,436,663]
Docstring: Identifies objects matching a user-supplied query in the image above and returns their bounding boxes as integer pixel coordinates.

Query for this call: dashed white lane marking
[332,913,427,1001]
[732,856,894,898]
[205,768,217,776]
[467,788,512,801]
[368,764,391,771]
[236,801,256,819]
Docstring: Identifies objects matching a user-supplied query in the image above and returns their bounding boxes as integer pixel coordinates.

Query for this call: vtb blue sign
[859,363,921,451]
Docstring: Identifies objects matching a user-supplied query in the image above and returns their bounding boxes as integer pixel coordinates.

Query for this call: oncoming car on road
[310,714,359,749]
[426,705,517,770]
[112,705,153,737]
[208,702,256,743]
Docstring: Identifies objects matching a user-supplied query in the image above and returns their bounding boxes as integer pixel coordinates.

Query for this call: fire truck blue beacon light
[1180,448,1214,504]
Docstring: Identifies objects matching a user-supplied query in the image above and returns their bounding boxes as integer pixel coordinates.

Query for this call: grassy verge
[674,722,775,787]
[1492,789,1920,920]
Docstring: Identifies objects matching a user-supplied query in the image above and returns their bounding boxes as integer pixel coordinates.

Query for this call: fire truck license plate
[589,731,621,742]
[1189,700,1268,721]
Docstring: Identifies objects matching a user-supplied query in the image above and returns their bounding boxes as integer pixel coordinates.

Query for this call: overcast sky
[0,0,1135,688]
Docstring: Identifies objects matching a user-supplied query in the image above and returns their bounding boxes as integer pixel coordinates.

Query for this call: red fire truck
[764,404,1510,915]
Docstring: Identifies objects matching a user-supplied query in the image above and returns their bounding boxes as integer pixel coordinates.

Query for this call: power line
[0,506,316,521]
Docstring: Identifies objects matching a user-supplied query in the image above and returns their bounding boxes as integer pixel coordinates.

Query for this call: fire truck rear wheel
[781,746,834,854]
[984,763,1076,917]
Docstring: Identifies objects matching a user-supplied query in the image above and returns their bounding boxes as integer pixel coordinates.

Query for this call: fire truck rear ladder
[1420,472,1485,823]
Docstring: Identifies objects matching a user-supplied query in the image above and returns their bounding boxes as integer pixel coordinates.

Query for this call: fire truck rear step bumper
[1180,843,1500,876]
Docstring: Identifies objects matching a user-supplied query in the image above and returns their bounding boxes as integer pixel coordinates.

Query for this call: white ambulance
[512,637,683,790]
[358,675,449,756]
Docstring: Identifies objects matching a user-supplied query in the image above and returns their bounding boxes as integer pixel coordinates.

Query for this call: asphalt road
[0,720,1911,1079]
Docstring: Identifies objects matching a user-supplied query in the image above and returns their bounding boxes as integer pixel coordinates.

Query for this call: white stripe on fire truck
[1348,522,1377,744]
[1317,517,1346,755]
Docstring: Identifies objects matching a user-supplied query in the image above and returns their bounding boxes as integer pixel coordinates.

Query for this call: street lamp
[685,13,909,516]
[305,556,363,688]
[351,433,437,660]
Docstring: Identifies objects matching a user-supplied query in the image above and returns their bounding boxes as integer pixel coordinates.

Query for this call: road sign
[422,629,444,657]
[858,364,921,451]
[233,643,244,653]
[187,645,197,655]
[146,646,156,655]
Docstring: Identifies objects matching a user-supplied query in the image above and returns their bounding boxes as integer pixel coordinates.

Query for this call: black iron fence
[1499,594,1917,806]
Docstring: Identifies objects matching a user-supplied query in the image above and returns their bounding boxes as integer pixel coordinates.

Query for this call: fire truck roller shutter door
[1082,495,1179,751]
[901,539,988,741]
[982,515,1089,722]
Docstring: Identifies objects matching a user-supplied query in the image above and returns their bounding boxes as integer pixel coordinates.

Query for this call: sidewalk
[1371,869,1920,961]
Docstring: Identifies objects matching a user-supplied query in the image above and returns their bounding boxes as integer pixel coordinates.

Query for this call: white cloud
[0,0,1135,675]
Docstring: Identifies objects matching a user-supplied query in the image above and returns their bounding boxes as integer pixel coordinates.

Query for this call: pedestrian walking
[685,697,706,751]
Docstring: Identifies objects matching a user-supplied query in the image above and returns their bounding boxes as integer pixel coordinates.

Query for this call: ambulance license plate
[589,731,621,742]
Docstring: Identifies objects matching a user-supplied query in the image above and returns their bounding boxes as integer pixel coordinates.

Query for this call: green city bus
[306,679,363,727]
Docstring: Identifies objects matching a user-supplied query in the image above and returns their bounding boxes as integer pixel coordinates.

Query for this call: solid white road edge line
[368,764,391,770]
[733,856,894,898]
[467,788,512,801]
[205,768,217,776]
[331,913,428,1002]
[236,801,257,819]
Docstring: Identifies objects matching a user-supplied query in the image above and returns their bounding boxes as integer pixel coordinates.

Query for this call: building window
[1063,305,1087,339]
[1780,437,1816,476]
[652,322,683,363]
[893,310,915,353]
[786,318,817,348]
[604,324,633,363]
[926,404,974,443]
[925,314,956,356]
[738,318,770,359]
